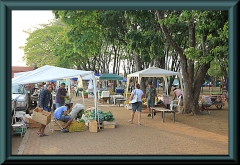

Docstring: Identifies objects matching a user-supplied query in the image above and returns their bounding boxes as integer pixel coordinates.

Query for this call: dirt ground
[158,86,228,136]
[103,86,228,137]
[166,104,228,136]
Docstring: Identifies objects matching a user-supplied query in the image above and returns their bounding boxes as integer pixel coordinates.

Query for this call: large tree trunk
[155,10,210,115]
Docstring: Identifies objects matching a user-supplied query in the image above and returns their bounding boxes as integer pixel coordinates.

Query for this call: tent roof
[99,73,123,80]
[127,67,181,78]
[82,73,100,80]
[125,66,183,97]
[12,65,94,85]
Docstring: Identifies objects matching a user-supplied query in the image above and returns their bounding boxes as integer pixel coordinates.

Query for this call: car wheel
[26,104,30,114]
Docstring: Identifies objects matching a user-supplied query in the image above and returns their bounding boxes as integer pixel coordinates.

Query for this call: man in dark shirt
[37,84,52,137]
[146,81,157,117]
[55,83,68,109]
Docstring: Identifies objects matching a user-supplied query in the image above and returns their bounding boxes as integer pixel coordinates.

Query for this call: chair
[100,91,110,104]
[12,108,27,137]
[171,95,182,113]
[49,116,65,133]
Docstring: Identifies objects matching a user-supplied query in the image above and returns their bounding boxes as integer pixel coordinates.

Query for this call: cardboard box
[103,121,116,129]
[29,121,41,128]
[32,107,51,125]
[89,120,98,132]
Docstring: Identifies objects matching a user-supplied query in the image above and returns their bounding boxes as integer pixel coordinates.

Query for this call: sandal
[42,134,49,136]
[128,120,133,124]
[37,132,43,137]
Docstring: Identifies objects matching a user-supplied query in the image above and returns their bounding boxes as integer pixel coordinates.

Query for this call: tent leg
[151,106,154,119]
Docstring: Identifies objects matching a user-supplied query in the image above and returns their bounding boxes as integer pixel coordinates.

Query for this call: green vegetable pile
[85,110,115,121]
[77,109,85,119]
[78,119,85,123]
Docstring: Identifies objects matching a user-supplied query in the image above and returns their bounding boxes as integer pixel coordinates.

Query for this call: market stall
[12,65,99,122]
[126,67,184,98]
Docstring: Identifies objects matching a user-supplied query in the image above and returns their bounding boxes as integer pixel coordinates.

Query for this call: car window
[12,85,24,94]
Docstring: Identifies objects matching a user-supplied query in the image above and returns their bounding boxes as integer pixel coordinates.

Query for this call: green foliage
[77,110,85,119]
[207,61,222,79]
[21,20,64,67]
[22,10,228,80]
[78,119,85,123]
[85,110,115,121]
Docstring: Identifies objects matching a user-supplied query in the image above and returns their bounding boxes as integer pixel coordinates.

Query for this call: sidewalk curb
[17,128,30,155]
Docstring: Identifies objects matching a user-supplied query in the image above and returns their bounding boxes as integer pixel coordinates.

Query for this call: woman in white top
[128,83,144,125]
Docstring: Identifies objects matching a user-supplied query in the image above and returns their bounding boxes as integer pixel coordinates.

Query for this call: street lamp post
[164,42,170,95]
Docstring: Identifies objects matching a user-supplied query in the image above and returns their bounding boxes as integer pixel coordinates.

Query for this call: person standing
[70,85,76,98]
[55,83,68,109]
[146,81,157,117]
[128,83,144,125]
[37,84,52,137]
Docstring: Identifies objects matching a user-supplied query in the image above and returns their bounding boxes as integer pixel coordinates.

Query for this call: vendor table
[111,95,124,104]
[154,108,175,123]
[99,97,111,104]
[115,98,127,107]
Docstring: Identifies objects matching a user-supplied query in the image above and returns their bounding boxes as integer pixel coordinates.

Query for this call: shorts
[59,115,72,122]
[147,99,155,108]
[131,102,142,112]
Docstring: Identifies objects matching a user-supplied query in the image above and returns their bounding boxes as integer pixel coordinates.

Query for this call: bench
[115,98,127,107]
[154,108,175,123]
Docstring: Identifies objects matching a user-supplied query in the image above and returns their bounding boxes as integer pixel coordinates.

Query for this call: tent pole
[78,76,85,111]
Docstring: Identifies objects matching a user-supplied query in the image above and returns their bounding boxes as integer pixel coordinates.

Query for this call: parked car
[12,84,31,114]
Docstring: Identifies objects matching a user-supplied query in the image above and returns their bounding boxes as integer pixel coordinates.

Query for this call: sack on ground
[69,103,84,119]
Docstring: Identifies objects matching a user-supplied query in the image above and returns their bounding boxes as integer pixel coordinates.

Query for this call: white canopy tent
[82,74,100,81]
[12,65,99,121]
[126,67,184,98]
[13,70,32,78]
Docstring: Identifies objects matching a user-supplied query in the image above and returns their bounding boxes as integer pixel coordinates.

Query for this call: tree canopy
[21,10,228,114]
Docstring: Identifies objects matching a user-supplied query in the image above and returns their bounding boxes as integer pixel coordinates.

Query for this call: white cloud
[12,10,54,66]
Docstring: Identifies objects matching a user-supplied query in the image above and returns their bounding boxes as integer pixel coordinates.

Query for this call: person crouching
[53,104,73,132]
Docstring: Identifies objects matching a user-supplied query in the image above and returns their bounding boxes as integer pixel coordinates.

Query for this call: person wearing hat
[145,81,157,117]
[173,87,183,100]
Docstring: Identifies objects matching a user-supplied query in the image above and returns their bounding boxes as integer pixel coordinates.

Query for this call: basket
[67,121,86,132]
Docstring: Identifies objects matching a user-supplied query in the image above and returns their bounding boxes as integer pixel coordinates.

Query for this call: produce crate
[29,121,41,128]
[103,121,116,129]
[89,120,98,132]
[67,121,86,132]
[32,107,51,125]
[13,127,27,133]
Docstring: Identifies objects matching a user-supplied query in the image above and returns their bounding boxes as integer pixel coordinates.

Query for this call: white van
[12,84,31,114]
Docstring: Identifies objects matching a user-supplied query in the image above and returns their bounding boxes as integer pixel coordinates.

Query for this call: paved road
[12,97,228,155]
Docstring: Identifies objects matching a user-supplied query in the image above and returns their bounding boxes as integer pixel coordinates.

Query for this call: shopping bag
[129,90,138,104]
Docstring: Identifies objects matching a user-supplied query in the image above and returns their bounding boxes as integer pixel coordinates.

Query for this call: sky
[12,10,55,66]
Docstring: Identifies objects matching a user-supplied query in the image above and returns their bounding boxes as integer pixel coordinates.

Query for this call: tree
[156,10,228,115]
[21,20,65,68]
